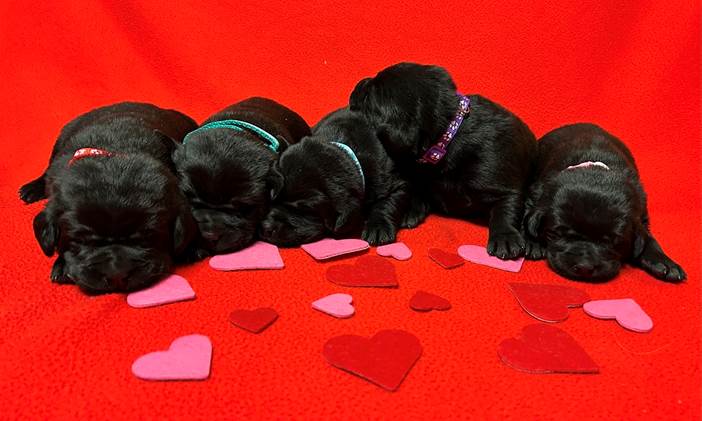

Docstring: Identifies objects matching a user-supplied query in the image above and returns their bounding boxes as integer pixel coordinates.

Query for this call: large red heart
[509,283,591,322]
[326,255,398,287]
[410,290,451,312]
[498,324,599,374]
[229,308,279,333]
[323,329,422,391]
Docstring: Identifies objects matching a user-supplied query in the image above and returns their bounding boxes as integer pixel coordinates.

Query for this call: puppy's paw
[487,230,526,260]
[19,176,46,204]
[525,239,545,260]
[362,222,397,246]
[639,254,686,283]
[401,201,429,229]
[50,258,73,284]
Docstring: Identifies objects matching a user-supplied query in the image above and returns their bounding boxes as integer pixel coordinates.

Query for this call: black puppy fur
[350,62,537,259]
[523,123,686,283]
[19,102,198,293]
[259,108,410,246]
[173,97,310,259]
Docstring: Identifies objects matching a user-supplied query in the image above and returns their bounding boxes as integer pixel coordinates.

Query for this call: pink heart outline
[376,242,412,261]
[126,274,195,308]
[131,334,212,381]
[312,293,355,318]
[583,298,653,333]
[209,241,284,271]
[457,244,524,272]
[301,238,369,260]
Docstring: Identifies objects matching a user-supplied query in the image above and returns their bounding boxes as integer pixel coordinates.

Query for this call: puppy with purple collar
[524,123,686,282]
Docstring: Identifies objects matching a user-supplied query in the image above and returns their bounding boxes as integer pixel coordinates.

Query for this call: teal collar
[183,119,280,152]
[331,142,365,192]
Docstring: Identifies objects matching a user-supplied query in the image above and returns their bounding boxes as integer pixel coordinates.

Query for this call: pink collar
[566,161,610,171]
[68,148,115,166]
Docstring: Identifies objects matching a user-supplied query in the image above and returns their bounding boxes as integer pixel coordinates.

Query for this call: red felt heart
[326,255,398,287]
[410,290,451,312]
[509,283,591,322]
[323,329,422,391]
[498,324,599,374]
[229,308,279,333]
[428,248,464,269]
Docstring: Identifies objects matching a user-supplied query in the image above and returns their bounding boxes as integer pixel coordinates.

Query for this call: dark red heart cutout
[428,248,464,269]
[326,255,398,287]
[323,329,422,391]
[229,307,279,333]
[498,324,599,374]
[410,290,451,312]
[509,283,590,322]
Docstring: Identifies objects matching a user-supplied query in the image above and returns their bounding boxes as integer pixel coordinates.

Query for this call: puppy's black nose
[572,263,595,277]
[259,221,277,239]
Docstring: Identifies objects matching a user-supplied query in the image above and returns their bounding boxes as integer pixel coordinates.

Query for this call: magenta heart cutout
[126,274,195,308]
[583,298,653,333]
[376,242,412,261]
[457,244,524,272]
[131,334,212,381]
[312,293,355,318]
[301,238,369,260]
[209,241,284,271]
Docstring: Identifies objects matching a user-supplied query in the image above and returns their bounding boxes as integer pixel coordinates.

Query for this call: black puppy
[173,97,310,259]
[19,102,198,293]
[523,123,686,282]
[350,62,537,259]
[259,108,410,246]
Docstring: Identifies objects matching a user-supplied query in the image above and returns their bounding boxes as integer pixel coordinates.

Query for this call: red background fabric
[1,1,699,418]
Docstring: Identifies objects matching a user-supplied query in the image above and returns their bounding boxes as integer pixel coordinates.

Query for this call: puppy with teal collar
[260,108,411,246]
[173,97,310,259]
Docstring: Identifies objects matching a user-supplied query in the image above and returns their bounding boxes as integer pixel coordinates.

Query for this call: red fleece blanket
[1,1,699,418]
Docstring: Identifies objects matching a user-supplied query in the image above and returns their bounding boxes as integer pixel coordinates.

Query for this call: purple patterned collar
[418,94,471,164]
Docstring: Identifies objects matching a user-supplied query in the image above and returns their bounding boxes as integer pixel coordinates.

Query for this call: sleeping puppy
[173,97,310,259]
[350,62,537,259]
[524,123,686,282]
[19,102,198,293]
[259,108,410,246]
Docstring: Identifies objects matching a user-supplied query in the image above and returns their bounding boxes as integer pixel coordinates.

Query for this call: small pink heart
[131,334,212,381]
[126,274,195,308]
[583,299,653,333]
[312,293,355,318]
[209,241,284,271]
[376,242,412,261]
[301,238,369,260]
[457,245,524,272]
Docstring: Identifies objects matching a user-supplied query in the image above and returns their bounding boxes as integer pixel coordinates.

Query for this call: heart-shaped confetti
[323,329,422,391]
[229,307,279,333]
[326,255,398,288]
[458,244,524,272]
[583,298,653,333]
[498,324,599,374]
[509,283,590,322]
[301,238,369,260]
[209,241,284,271]
[410,291,451,312]
[312,293,355,318]
[131,334,212,381]
[126,274,195,308]
[376,242,412,261]
[428,248,464,269]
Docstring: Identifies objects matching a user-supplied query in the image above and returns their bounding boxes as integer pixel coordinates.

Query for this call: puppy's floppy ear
[267,163,285,201]
[349,77,372,111]
[33,208,58,257]
[172,199,197,256]
[377,123,418,156]
[524,208,544,238]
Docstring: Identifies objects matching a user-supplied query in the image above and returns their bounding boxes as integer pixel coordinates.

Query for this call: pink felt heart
[457,244,524,272]
[131,334,212,381]
[126,274,195,308]
[301,238,369,260]
[376,242,412,261]
[583,299,653,333]
[209,241,284,271]
[312,293,355,318]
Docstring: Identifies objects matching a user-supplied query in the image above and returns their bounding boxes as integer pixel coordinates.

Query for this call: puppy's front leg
[50,256,73,284]
[401,193,430,229]
[487,192,526,259]
[635,235,686,282]
[362,179,411,245]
